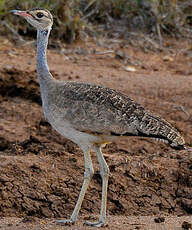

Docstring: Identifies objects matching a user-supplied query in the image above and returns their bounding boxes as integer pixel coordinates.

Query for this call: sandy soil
[0,216,192,230]
[0,36,192,229]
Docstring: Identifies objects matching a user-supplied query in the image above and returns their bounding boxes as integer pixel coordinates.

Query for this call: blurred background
[0,0,192,44]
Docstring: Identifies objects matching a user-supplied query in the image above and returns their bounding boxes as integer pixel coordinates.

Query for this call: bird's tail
[137,112,185,150]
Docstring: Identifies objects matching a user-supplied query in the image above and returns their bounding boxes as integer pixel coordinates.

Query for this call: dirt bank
[0,37,191,229]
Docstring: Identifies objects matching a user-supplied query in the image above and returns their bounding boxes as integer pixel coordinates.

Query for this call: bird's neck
[36,28,53,85]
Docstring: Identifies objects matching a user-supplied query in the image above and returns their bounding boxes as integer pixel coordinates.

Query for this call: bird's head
[10,8,53,31]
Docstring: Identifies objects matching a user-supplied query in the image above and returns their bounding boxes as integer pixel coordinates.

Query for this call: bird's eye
[36,12,44,18]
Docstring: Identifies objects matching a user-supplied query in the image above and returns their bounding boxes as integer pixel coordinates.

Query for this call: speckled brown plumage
[44,80,185,149]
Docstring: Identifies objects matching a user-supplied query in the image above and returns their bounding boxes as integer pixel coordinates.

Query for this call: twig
[95,50,114,55]
[83,0,97,12]
[82,8,97,20]
[173,104,190,117]
[141,33,163,51]
[1,20,25,43]
[156,23,163,47]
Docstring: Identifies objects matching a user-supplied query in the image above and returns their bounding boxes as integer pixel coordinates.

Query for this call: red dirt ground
[0,36,191,229]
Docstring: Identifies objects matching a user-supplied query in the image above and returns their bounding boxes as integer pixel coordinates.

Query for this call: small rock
[154,217,165,223]
[41,206,53,218]
[75,47,89,55]
[115,50,126,60]
[1,190,8,199]
[163,55,174,62]
[182,221,192,230]
[5,65,13,70]
[175,70,188,75]
[30,164,41,172]
[83,57,89,61]
[123,66,136,72]
[22,216,36,223]
[180,198,192,213]
[0,175,10,182]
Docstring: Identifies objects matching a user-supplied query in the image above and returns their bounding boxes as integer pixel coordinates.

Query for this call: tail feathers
[152,137,185,150]
[138,112,185,149]
[111,112,185,150]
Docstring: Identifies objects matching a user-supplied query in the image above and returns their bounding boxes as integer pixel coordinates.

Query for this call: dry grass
[0,0,191,43]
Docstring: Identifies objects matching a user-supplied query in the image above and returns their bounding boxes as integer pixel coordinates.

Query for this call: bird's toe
[84,220,106,227]
[55,219,75,226]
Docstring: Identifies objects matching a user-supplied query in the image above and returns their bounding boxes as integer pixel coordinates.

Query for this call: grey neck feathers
[36,28,53,84]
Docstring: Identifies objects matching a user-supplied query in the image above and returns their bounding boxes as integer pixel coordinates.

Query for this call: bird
[11,8,185,227]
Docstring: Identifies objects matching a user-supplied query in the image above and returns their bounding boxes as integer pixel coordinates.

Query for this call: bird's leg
[56,146,94,225]
[84,145,109,227]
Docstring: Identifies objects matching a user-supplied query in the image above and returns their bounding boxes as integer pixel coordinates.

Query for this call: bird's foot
[55,219,75,226]
[84,220,106,227]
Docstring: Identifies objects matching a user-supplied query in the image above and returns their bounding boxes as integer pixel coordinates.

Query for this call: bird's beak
[10,10,32,18]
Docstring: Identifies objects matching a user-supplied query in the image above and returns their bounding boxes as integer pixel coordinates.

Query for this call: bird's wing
[47,80,184,148]
[51,81,145,135]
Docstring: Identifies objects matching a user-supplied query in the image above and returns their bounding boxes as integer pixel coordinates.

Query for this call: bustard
[11,9,185,227]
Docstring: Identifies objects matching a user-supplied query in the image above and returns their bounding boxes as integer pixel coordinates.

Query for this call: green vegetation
[0,0,191,43]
